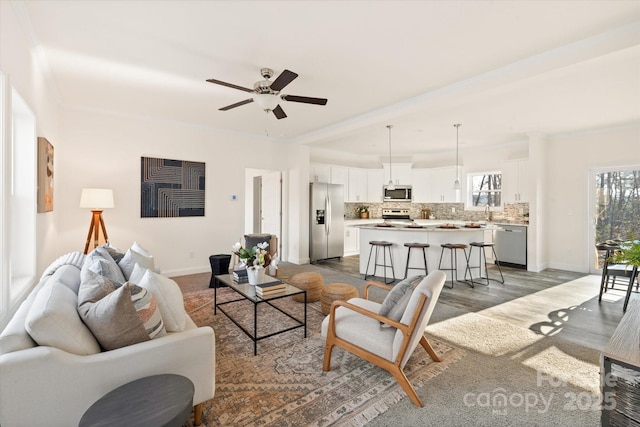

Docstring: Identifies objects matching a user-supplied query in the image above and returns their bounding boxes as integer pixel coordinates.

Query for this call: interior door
[260,171,281,255]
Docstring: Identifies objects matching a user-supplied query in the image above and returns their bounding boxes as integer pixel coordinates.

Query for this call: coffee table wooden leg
[194,403,203,426]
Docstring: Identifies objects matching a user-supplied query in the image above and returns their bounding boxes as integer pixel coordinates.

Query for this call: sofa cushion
[118,248,155,281]
[82,247,126,286]
[136,269,186,332]
[25,282,101,355]
[378,275,425,326]
[78,271,166,351]
[48,264,83,295]
[0,294,39,354]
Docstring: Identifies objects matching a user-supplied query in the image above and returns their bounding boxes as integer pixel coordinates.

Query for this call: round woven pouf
[289,272,324,303]
[321,283,359,315]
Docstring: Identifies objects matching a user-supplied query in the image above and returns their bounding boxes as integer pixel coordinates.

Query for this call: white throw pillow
[128,263,148,285]
[25,282,101,355]
[132,241,152,257]
[118,248,155,281]
[137,270,186,332]
[130,241,161,273]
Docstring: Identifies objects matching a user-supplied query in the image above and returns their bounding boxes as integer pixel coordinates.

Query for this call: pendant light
[453,123,461,190]
[386,124,395,190]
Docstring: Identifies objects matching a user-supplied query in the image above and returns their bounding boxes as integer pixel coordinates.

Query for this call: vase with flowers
[232,241,271,285]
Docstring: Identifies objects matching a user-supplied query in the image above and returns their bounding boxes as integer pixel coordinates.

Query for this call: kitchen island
[356,222,502,283]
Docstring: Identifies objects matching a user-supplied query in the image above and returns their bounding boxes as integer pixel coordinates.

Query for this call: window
[467,171,502,209]
[590,167,640,272]
[1,78,37,326]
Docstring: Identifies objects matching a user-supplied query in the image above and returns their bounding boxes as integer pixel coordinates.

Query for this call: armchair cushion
[379,275,426,326]
[321,298,396,361]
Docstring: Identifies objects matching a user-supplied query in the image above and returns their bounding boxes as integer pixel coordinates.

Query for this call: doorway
[248,170,282,258]
[589,166,640,273]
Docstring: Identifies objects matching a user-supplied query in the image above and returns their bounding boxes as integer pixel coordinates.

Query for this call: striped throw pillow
[129,284,166,339]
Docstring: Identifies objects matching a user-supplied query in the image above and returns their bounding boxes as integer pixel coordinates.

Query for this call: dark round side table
[79,374,194,427]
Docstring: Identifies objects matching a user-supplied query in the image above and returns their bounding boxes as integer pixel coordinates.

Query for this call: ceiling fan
[206,68,327,119]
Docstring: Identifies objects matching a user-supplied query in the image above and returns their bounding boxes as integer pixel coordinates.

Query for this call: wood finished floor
[318,256,632,351]
[175,255,637,351]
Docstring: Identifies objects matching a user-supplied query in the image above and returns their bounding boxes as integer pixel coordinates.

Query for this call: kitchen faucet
[485,205,492,221]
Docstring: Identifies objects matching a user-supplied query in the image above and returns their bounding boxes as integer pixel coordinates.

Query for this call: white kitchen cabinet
[382,163,412,185]
[367,169,384,202]
[502,159,530,203]
[344,225,359,256]
[330,165,349,188]
[411,169,431,203]
[310,163,331,183]
[347,167,368,202]
[428,166,461,202]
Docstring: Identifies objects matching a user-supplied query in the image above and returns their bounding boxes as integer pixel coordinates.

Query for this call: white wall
[544,126,640,272]
[55,107,298,276]
[1,1,60,275]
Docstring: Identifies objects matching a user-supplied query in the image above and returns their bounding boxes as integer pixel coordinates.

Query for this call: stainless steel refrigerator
[310,182,344,262]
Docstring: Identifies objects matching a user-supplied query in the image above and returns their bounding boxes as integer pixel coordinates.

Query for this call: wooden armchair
[321,271,446,407]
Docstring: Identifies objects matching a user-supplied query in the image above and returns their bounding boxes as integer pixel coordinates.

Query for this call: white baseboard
[164,265,211,278]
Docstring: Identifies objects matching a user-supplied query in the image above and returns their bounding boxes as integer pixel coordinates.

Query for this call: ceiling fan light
[254,93,279,111]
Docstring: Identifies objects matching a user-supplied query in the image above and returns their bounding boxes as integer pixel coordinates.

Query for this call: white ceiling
[16,0,640,162]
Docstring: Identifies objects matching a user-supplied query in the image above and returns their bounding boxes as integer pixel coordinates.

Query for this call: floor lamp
[80,188,114,254]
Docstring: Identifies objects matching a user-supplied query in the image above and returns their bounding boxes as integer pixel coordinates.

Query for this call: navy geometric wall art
[140,156,205,218]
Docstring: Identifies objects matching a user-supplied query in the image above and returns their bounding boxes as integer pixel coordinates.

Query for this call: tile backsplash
[346,202,529,223]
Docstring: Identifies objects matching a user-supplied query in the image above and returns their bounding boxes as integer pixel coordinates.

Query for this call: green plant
[356,206,369,214]
[608,238,640,268]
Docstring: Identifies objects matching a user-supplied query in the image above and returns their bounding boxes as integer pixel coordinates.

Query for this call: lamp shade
[80,188,114,209]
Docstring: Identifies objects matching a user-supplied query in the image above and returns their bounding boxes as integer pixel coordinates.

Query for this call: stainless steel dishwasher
[494,224,527,269]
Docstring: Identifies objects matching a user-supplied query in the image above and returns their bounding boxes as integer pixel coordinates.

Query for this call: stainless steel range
[382,208,411,221]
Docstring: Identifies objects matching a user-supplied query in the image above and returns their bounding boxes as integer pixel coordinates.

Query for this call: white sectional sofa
[0,248,215,426]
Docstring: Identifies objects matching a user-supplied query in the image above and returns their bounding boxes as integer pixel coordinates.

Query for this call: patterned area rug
[184,288,465,426]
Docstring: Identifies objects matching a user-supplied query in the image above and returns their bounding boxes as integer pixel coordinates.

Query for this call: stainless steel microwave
[383,185,412,201]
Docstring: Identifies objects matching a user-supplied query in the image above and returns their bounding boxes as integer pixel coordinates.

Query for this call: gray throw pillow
[81,247,126,286]
[77,270,166,351]
[379,275,426,327]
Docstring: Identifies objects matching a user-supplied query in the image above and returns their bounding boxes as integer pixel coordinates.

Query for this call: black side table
[79,374,194,427]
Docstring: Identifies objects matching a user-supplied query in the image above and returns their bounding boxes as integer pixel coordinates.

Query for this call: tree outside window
[468,172,502,208]
[595,169,640,243]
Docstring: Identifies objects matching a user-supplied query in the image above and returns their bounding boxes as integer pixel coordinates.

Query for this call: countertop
[345,218,527,227]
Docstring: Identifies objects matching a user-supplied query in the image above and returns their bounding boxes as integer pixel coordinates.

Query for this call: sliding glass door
[589,166,640,273]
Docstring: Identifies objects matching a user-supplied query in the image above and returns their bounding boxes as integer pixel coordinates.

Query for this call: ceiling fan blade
[269,69,298,92]
[206,78,254,93]
[219,98,254,111]
[272,104,287,120]
[281,95,328,105]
